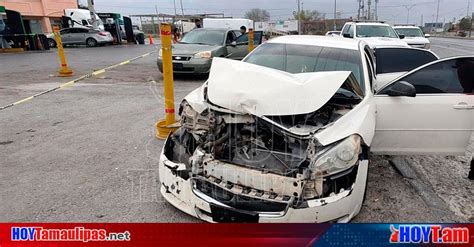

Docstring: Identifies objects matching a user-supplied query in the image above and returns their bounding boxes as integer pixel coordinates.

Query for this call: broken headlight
[310,135,361,175]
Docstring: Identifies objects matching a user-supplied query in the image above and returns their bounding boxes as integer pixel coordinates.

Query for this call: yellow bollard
[53,25,73,77]
[248,28,255,53]
[156,23,180,139]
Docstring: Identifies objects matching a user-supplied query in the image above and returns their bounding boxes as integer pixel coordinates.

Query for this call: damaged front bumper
[159,149,368,223]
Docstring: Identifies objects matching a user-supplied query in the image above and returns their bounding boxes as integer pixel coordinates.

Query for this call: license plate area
[172,63,183,70]
[210,205,259,223]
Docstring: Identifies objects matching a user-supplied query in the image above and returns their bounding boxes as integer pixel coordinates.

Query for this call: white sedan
[158,36,473,223]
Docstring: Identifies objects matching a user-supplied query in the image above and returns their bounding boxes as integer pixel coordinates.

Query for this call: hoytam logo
[390,225,469,244]
[11,227,131,242]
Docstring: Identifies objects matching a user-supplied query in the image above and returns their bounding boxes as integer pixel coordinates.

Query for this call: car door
[60,28,72,44]
[70,28,88,44]
[226,31,263,60]
[372,57,474,155]
[374,47,439,90]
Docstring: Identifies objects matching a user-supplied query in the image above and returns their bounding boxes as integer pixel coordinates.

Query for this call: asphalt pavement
[0,37,472,222]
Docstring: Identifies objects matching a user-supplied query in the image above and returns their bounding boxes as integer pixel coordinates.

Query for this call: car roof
[351,22,391,26]
[393,26,420,28]
[192,28,233,32]
[267,35,361,50]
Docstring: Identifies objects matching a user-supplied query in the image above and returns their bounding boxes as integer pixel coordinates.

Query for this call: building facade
[1,0,78,33]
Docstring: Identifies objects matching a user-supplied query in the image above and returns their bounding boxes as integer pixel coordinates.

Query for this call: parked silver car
[47,27,113,48]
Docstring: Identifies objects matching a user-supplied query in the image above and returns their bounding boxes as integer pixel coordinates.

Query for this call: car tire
[48,39,56,48]
[86,38,98,47]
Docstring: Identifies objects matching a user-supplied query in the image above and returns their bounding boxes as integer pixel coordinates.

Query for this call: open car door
[226,31,263,60]
[372,56,474,155]
[374,47,439,91]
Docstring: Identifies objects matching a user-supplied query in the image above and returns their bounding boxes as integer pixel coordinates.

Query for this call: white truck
[203,18,253,30]
[64,9,104,31]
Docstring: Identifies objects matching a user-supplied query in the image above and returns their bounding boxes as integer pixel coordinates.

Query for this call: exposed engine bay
[162,90,364,214]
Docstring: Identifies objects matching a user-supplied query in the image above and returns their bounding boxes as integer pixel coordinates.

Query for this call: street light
[403,5,415,24]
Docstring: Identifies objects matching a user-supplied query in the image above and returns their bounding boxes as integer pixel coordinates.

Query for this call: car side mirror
[424,34,431,38]
[399,34,405,39]
[230,41,237,46]
[343,33,353,38]
[383,81,416,97]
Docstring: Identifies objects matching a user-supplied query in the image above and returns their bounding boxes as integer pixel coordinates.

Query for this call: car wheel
[86,38,98,47]
[48,39,56,48]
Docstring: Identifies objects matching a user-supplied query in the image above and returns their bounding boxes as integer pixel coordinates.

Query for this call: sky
[81,0,473,25]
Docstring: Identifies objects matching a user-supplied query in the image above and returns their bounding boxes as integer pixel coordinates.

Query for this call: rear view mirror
[382,81,416,97]
[343,33,353,38]
[399,34,405,39]
[424,34,431,38]
[230,41,237,47]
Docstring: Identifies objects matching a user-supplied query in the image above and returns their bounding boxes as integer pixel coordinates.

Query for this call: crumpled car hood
[207,58,355,116]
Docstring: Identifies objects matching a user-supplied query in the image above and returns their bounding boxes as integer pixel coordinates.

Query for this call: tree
[459,17,472,31]
[293,10,325,21]
[244,8,270,22]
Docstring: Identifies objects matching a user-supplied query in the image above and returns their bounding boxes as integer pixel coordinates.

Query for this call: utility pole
[404,5,415,24]
[87,0,98,30]
[297,0,301,35]
[375,0,379,20]
[435,0,440,23]
[180,0,184,18]
[173,0,177,16]
[367,0,372,20]
[467,0,471,17]
[333,0,337,31]
[470,12,473,37]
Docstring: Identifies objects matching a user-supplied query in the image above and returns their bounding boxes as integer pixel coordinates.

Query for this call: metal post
[333,0,337,31]
[53,25,73,77]
[436,0,440,24]
[297,0,301,35]
[367,0,372,20]
[469,12,473,37]
[152,16,156,35]
[404,5,415,24]
[156,23,179,139]
[375,0,379,21]
[248,28,254,52]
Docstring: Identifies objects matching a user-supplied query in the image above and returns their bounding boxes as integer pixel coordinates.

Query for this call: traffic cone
[149,34,154,45]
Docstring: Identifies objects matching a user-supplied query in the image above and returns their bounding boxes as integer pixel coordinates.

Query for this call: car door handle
[453,102,474,109]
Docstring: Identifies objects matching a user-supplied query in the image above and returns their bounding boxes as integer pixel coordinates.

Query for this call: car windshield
[180,29,225,45]
[243,43,364,91]
[394,28,424,37]
[356,25,399,38]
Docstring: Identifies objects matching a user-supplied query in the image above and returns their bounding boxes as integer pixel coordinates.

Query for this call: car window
[398,58,474,94]
[226,31,235,44]
[347,25,354,37]
[180,29,226,45]
[394,28,424,37]
[243,43,365,90]
[235,32,263,45]
[364,54,374,87]
[232,30,241,38]
[70,28,88,33]
[341,24,350,35]
[356,25,398,38]
[375,48,438,74]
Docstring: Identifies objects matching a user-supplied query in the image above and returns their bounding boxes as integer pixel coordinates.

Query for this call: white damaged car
[158,36,474,223]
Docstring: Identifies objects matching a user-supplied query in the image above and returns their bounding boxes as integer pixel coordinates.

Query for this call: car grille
[172,56,191,61]
[193,178,289,213]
